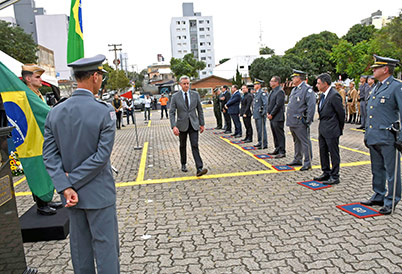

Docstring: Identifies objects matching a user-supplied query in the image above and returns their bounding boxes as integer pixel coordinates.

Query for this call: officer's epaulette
[53,97,69,107]
[95,98,110,107]
[395,78,402,83]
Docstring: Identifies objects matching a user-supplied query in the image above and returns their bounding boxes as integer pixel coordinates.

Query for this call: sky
[0,0,401,72]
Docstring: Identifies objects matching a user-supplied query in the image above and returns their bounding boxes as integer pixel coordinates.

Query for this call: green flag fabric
[0,62,54,202]
[67,0,84,63]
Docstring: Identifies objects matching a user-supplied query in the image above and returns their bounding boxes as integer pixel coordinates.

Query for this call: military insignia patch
[110,111,117,120]
[308,89,313,93]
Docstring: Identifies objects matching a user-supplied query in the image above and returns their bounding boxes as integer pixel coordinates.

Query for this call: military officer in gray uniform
[252,79,268,149]
[43,54,120,273]
[286,70,316,170]
[357,75,370,129]
[361,55,402,215]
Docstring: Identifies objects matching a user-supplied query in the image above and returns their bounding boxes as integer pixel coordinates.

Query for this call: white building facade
[35,14,70,80]
[170,3,215,79]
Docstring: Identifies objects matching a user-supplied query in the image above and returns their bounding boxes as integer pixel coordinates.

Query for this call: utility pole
[108,44,122,70]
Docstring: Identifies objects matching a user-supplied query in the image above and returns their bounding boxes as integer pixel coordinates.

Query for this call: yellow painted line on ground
[148,120,151,127]
[350,128,365,133]
[13,176,26,188]
[220,137,274,169]
[14,160,371,196]
[308,137,370,156]
[136,142,149,182]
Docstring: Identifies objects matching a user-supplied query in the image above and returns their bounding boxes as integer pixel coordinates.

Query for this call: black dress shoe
[379,205,394,215]
[37,205,57,215]
[215,127,222,129]
[234,135,242,138]
[314,173,330,181]
[259,146,268,150]
[196,168,208,177]
[224,130,232,134]
[300,165,312,171]
[275,153,286,158]
[287,161,302,166]
[269,150,279,155]
[48,201,63,209]
[231,133,236,136]
[181,164,188,172]
[241,138,248,141]
[360,200,384,206]
[244,139,252,143]
[254,144,262,148]
[322,178,340,185]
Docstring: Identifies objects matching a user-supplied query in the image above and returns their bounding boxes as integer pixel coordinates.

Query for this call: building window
[208,64,211,68]
[176,28,180,31]
[207,49,211,52]
[206,27,210,31]
[206,34,210,38]
[206,20,210,24]
[200,49,206,53]
[177,43,181,46]
[208,56,212,60]
[202,71,207,75]
[183,43,187,46]
[176,21,180,25]
[183,35,187,39]
[182,21,186,24]
[200,35,205,39]
[199,20,204,24]
[178,50,182,53]
[200,42,205,46]
[182,28,186,31]
[199,27,204,31]
[184,50,187,53]
[177,36,181,39]
[207,42,211,45]
[240,66,244,69]
[201,57,206,60]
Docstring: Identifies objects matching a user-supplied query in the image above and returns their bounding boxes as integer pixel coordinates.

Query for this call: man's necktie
[374,82,382,94]
[185,92,189,108]
[319,94,325,109]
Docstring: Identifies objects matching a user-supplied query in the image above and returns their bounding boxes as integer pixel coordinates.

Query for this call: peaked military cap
[291,69,306,77]
[360,75,368,79]
[371,54,400,68]
[68,54,107,73]
[253,79,264,85]
[22,64,45,75]
[367,75,375,79]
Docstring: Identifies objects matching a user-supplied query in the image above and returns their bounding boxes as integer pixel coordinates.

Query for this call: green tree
[259,46,275,55]
[343,24,376,45]
[0,21,38,63]
[219,58,230,64]
[285,31,339,77]
[106,69,130,91]
[170,53,206,80]
[232,67,243,87]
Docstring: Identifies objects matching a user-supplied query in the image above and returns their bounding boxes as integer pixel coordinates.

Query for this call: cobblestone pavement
[14,108,402,273]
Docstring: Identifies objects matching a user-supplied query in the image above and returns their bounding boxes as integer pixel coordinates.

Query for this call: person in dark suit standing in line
[212,88,222,129]
[224,85,242,138]
[267,76,286,158]
[313,73,345,185]
[253,79,268,149]
[169,75,208,177]
[43,55,120,274]
[240,85,253,143]
[219,85,231,134]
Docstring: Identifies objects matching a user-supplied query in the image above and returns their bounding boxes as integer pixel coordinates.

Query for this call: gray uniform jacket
[286,82,316,127]
[252,89,268,118]
[359,82,370,100]
[43,89,117,209]
[365,76,402,146]
[169,90,205,132]
[267,86,285,122]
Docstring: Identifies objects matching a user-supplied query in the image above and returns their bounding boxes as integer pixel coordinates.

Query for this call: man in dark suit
[43,55,120,274]
[240,85,253,142]
[219,85,231,134]
[224,85,242,138]
[313,73,345,185]
[267,76,286,158]
[169,75,208,177]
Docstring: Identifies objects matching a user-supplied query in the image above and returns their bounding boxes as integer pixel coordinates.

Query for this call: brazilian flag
[0,62,54,202]
[67,0,84,63]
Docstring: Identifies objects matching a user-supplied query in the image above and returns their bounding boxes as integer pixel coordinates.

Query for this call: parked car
[102,93,111,100]
[133,98,145,110]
